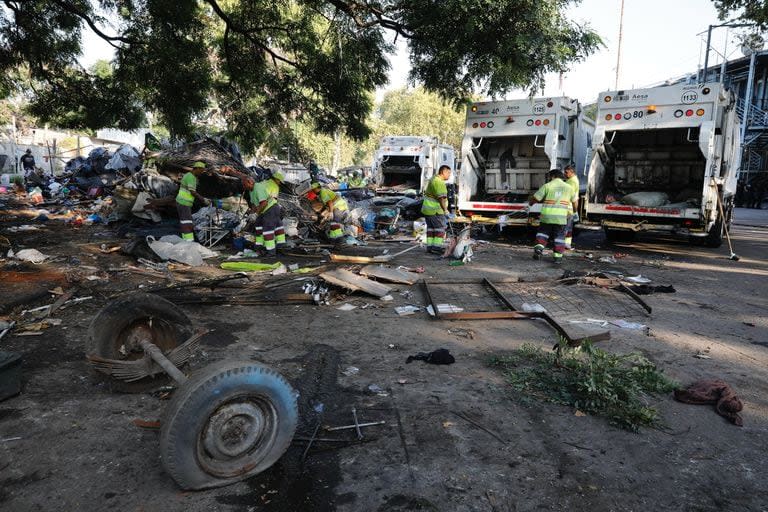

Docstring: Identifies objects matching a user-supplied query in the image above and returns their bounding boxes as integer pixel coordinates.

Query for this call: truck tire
[704,214,725,248]
[87,293,191,392]
[160,361,298,490]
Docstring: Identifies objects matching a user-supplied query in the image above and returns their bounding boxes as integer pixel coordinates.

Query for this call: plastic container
[27,187,43,204]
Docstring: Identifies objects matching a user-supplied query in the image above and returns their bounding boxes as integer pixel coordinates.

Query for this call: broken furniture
[320,268,392,298]
[84,293,298,490]
[422,277,652,345]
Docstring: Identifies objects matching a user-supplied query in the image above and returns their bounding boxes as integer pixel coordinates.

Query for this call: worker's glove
[572,213,580,223]
[446,212,456,221]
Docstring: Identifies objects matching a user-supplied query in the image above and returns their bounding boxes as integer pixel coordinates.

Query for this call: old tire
[159,360,298,490]
[87,292,191,392]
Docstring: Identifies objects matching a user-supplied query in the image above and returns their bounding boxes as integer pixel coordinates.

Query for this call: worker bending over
[529,169,577,264]
[348,170,367,188]
[421,165,452,254]
[310,182,349,241]
[175,161,210,241]
[564,164,580,250]
[250,170,286,256]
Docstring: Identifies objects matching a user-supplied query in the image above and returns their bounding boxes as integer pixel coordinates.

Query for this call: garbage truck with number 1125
[456,97,594,225]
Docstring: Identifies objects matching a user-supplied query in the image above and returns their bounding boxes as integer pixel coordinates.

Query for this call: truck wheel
[87,293,191,392]
[160,361,298,490]
[704,215,724,248]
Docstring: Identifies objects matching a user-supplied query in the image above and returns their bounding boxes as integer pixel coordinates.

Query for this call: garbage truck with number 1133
[583,82,740,246]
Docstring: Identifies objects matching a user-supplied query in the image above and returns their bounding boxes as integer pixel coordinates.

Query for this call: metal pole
[703,24,714,83]
[720,29,729,84]
[740,51,757,182]
[615,0,625,89]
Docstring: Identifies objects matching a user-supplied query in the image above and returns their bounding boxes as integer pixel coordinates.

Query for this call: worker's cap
[193,161,207,169]
[310,181,321,189]
[25,148,31,153]
[271,170,285,182]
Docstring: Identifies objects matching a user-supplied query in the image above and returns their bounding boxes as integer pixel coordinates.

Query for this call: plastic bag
[15,248,49,264]
[621,192,669,207]
[147,236,218,266]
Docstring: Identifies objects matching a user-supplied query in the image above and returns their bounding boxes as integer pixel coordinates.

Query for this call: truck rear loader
[584,82,740,247]
[457,97,594,225]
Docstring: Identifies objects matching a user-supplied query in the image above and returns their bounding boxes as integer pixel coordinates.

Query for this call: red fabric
[674,380,743,426]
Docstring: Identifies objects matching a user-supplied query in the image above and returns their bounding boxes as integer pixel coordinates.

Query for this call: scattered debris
[336,303,357,311]
[320,269,392,298]
[395,305,421,316]
[360,264,421,284]
[14,248,50,264]
[625,275,652,284]
[406,348,455,365]
[609,319,647,330]
[674,380,743,426]
[341,366,360,376]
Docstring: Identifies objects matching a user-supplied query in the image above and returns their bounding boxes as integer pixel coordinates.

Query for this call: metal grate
[423,281,510,313]
[424,280,648,319]
[491,281,647,318]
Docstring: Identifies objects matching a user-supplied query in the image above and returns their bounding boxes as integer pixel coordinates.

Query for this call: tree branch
[324,0,414,38]
[204,0,300,68]
[48,0,135,48]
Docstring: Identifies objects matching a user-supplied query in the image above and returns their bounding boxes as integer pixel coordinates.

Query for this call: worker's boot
[532,249,542,260]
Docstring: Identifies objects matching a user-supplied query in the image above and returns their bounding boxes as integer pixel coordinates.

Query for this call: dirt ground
[1,203,768,512]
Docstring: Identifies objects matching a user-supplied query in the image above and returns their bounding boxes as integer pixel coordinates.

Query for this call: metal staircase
[736,98,768,179]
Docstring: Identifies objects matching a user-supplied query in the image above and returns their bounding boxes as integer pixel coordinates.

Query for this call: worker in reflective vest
[564,164,580,250]
[175,161,210,241]
[250,170,286,256]
[311,182,349,241]
[348,170,367,188]
[529,169,577,264]
[421,165,452,254]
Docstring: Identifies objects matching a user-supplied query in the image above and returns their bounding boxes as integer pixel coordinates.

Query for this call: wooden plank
[320,269,392,298]
[359,265,420,285]
[330,244,420,264]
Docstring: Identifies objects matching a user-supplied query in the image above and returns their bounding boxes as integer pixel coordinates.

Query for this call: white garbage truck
[456,97,594,225]
[371,136,456,194]
[583,82,740,246]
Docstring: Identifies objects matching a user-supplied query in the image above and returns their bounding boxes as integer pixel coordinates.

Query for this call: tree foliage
[273,87,468,170]
[0,0,600,151]
[715,0,768,28]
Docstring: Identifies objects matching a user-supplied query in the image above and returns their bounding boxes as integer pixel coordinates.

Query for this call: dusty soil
[1,202,768,512]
